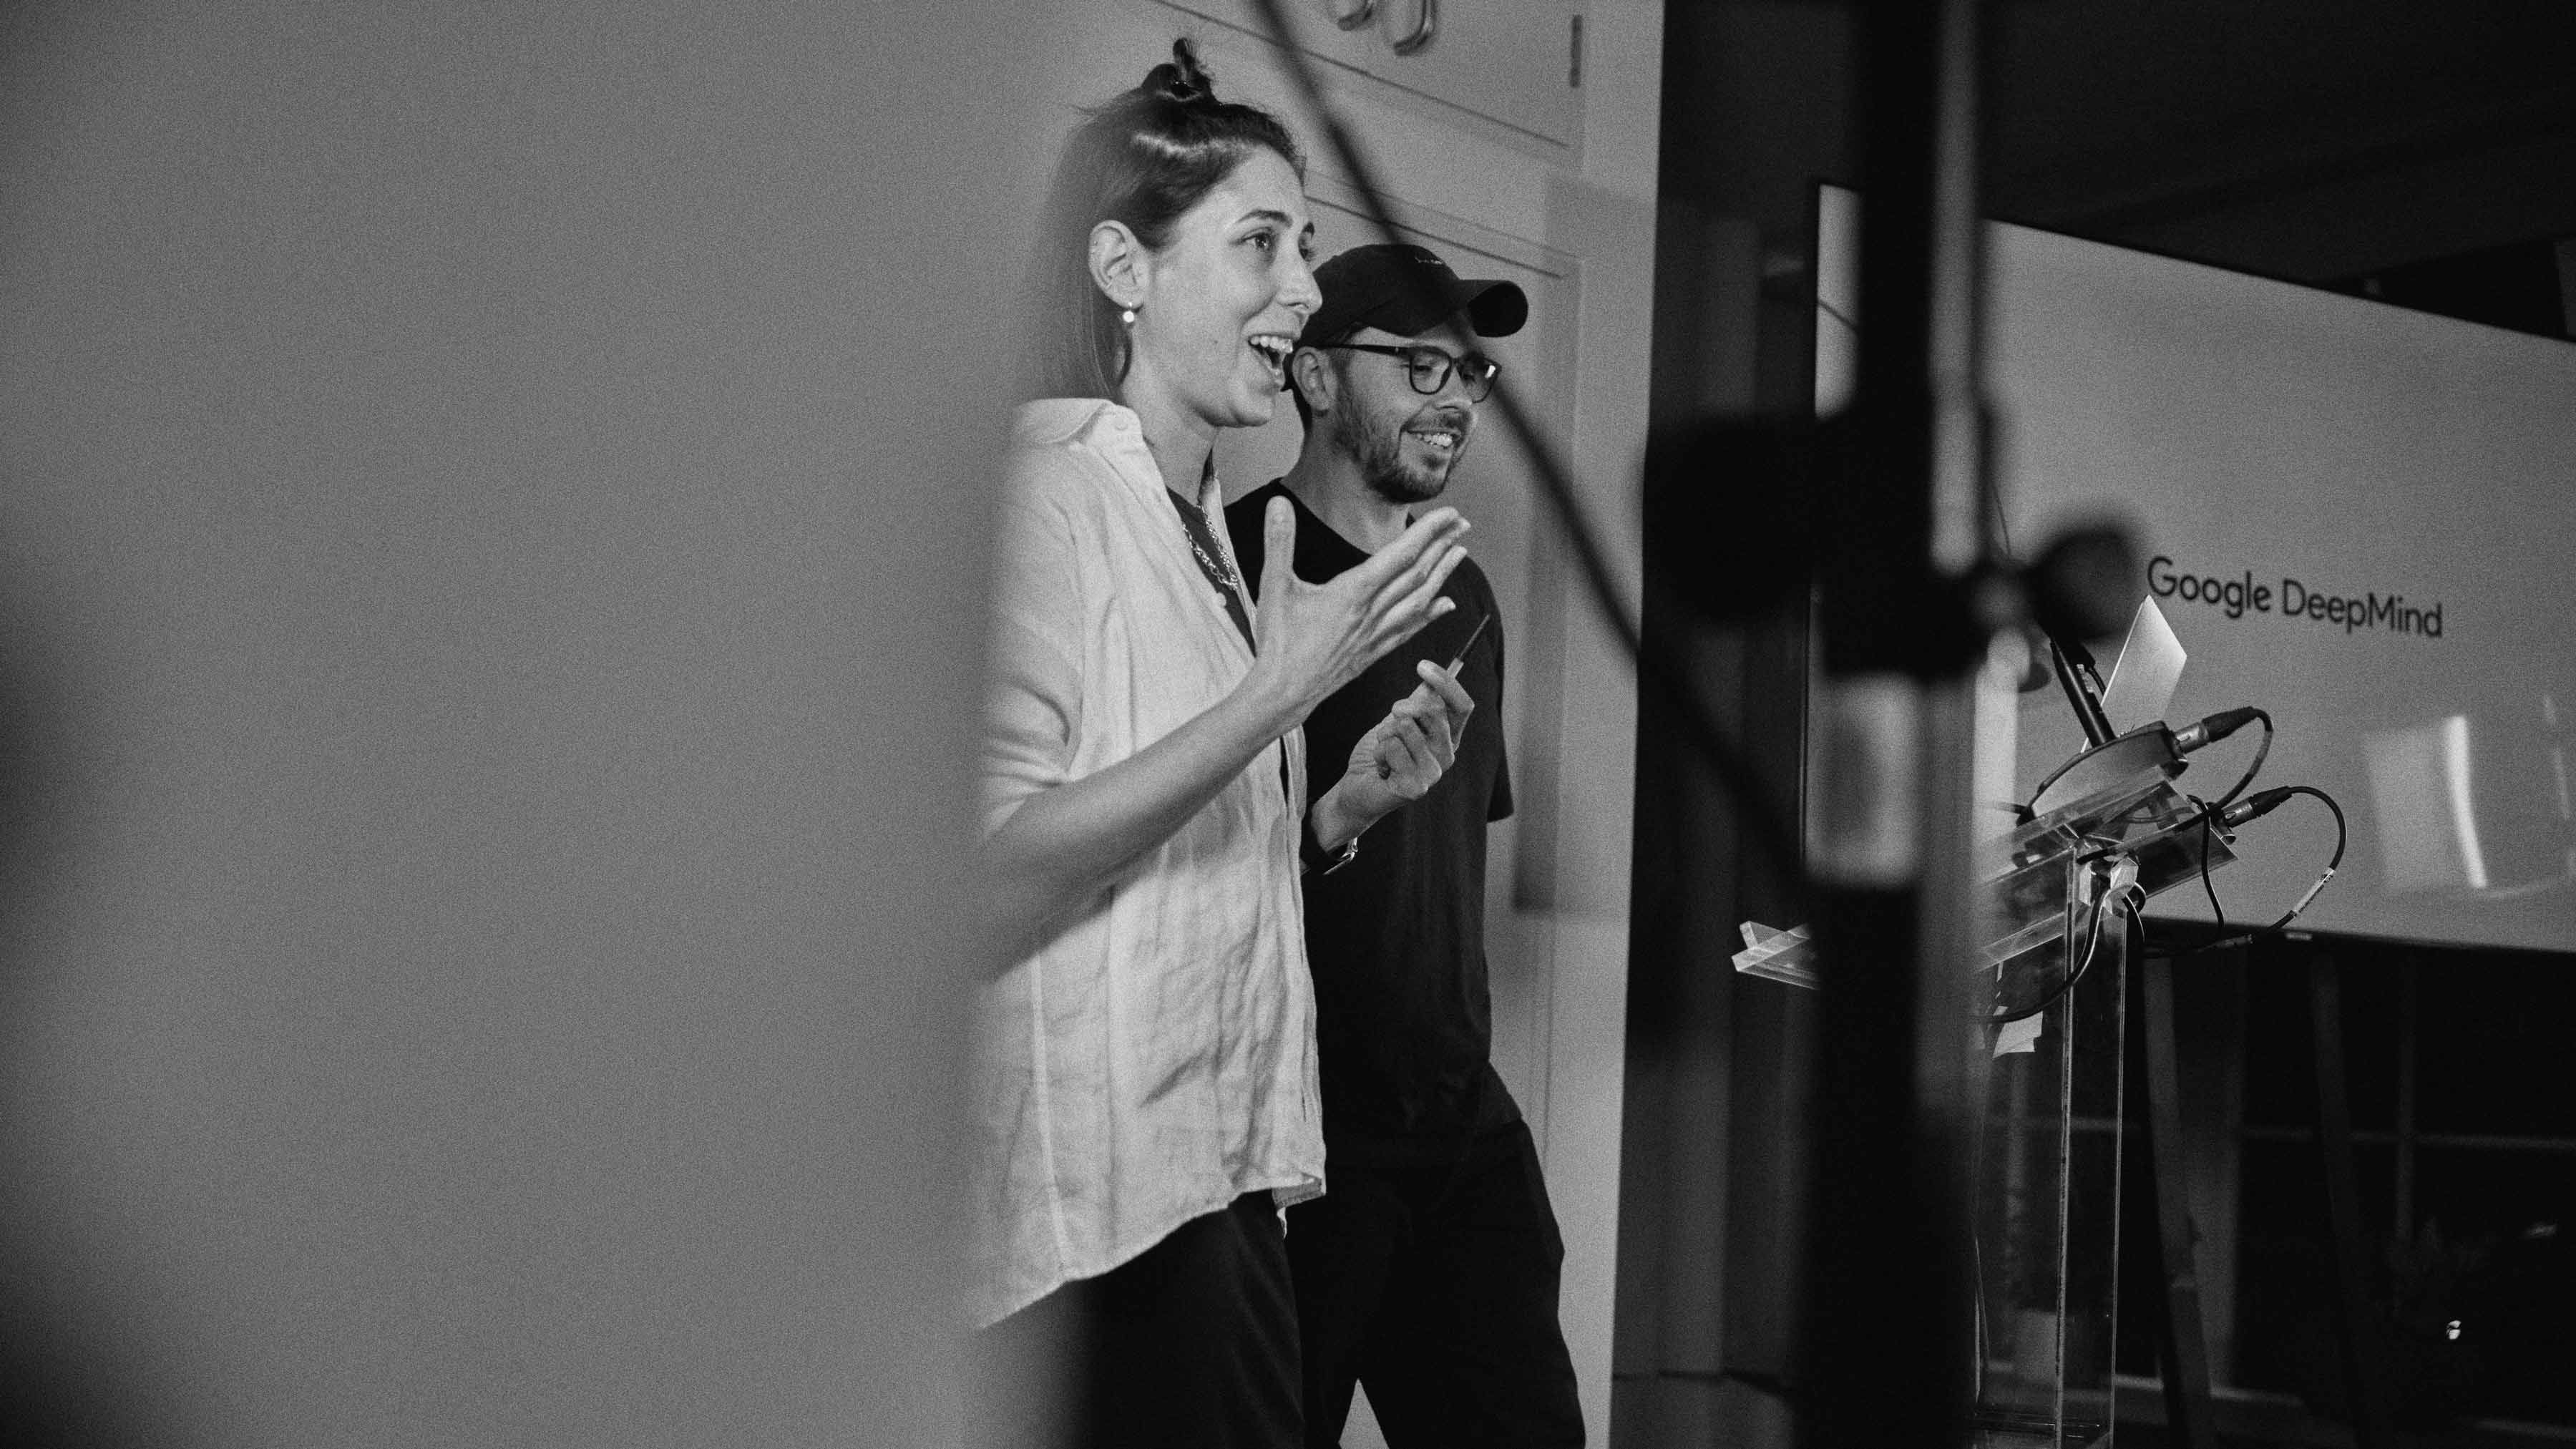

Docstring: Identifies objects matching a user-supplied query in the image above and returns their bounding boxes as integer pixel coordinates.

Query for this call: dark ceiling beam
[2109,124,2576,282]
[1995,83,2576,242]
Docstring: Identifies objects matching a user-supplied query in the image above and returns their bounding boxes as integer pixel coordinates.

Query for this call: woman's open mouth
[1246,333,1294,386]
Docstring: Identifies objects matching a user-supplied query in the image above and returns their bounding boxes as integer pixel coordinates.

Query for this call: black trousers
[1287,1118,1584,1448]
[967,1192,1303,1449]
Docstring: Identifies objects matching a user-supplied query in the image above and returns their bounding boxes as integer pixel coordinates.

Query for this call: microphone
[2026,704,2268,820]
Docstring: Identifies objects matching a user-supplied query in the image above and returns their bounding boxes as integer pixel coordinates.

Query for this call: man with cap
[1225,243,1583,1447]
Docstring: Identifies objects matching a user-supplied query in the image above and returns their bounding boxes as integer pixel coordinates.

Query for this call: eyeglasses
[1319,343,1501,403]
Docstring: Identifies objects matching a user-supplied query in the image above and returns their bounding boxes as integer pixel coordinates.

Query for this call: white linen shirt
[970,397,1322,1329]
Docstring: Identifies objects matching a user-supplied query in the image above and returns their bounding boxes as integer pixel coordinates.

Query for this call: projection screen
[1817,184,2576,955]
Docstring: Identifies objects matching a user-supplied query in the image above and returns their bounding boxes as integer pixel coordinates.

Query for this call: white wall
[0,3,1055,1443]
[1538,4,1660,1441]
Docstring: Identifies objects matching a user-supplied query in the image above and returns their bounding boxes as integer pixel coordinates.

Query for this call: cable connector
[2220,786,2297,829]
[2173,706,2265,753]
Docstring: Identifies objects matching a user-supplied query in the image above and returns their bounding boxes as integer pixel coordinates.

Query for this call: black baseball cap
[1299,243,1528,347]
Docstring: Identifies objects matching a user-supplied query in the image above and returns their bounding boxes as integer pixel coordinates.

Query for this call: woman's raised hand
[1246,496,1469,726]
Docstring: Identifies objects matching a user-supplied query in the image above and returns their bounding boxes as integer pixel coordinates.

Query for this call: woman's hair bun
[1029,34,1304,399]
[1143,37,1217,107]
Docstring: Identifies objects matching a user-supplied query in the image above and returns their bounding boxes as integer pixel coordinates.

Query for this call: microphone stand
[2046,633,2116,749]
[1792,3,1992,1445]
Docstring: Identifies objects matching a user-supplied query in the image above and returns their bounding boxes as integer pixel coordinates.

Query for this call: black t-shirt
[1226,482,1516,1136]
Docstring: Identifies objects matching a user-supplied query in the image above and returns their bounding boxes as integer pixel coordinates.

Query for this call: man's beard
[1335,400,1455,506]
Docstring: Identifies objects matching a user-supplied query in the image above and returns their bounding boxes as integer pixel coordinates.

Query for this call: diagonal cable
[1241,0,1805,877]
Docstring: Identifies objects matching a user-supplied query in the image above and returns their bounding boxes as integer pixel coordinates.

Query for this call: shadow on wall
[0,609,171,1443]
[0,1,1068,1443]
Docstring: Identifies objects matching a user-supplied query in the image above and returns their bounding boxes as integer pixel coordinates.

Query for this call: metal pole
[2308,950,2399,1449]
[2142,946,2223,1448]
[1794,0,1991,1443]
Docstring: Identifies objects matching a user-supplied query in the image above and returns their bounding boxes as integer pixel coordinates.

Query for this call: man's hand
[1309,660,1476,849]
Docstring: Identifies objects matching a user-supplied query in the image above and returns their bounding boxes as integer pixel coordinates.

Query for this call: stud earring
[1121,307,1137,326]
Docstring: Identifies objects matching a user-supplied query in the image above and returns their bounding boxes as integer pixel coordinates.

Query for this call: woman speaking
[972,39,1473,1449]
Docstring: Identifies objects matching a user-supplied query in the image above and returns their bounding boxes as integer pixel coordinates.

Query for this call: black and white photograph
[4,2,2572,1445]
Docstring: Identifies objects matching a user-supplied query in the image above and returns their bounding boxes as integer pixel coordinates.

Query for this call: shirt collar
[1018,399,1224,516]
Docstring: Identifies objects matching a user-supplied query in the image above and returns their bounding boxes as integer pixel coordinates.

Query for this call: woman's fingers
[1346,539,1466,649]
[1371,545,1470,646]
[1370,534,1469,616]
[1258,496,1298,611]
[1384,539,1468,613]
[1350,509,1468,605]
[1369,507,1466,568]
